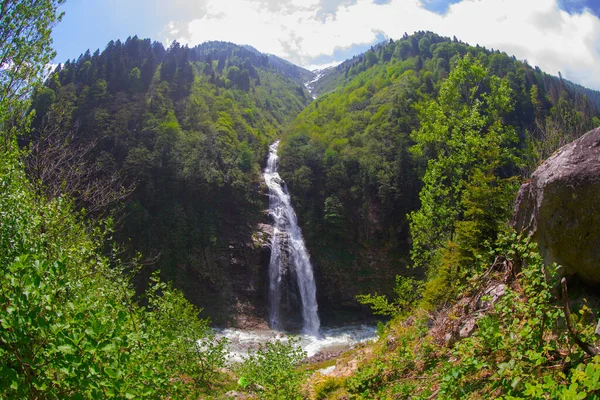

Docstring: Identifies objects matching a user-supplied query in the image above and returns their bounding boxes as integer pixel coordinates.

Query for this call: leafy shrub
[313,377,343,399]
[0,145,228,398]
[237,337,307,399]
[357,275,423,316]
[346,360,388,397]
[339,234,600,399]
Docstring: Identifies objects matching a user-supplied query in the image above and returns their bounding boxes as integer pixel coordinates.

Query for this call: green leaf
[89,364,100,375]
[57,344,75,354]
[104,367,119,379]
[238,376,249,388]
[101,343,116,352]
[511,377,521,389]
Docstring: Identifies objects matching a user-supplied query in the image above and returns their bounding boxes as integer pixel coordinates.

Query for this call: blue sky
[52,0,600,90]
[52,1,164,60]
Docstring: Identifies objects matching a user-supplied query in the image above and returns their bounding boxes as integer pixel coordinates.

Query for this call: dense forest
[280,31,600,315]
[2,0,600,398]
[28,31,600,323]
[26,36,313,323]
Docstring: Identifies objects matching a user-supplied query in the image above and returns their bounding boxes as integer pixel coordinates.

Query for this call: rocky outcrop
[513,127,600,284]
[171,204,273,328]
[225,222,273,329]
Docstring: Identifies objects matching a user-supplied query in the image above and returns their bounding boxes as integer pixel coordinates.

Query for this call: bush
[357,275,423,316]
[313,376,343,399]
[237,337,307,399]
[0,145,228,398]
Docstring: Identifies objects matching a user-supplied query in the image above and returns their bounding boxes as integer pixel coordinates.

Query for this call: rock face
[175,203,273,328]
[513,127,600,283]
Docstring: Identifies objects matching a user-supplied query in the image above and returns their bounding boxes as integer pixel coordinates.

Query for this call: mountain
[29,37,312,324]
[15,23,600,398]
[30,32,600,326]
[278,30,600,318]
[10,2,600,396]
[312,33,600,112]
[241,44,316,85]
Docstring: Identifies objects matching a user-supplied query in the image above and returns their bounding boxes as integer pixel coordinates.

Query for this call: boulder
[512,127,600,283]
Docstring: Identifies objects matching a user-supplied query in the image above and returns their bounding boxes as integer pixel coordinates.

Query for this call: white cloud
[304,59,343,71]
[165,0,600,90]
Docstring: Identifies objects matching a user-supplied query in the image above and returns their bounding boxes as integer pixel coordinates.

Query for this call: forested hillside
[279,31,600,318]
[5,2,600,395]
[27,31,600,324]
[28,37,312,323]
[284,32,600,400]
[1,2,238,397]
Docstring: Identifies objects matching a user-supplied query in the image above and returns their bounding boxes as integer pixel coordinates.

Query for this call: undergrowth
[322,233,600,399]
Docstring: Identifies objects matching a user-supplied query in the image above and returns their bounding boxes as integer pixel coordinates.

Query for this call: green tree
[396,40,412,60]
[0,0,65,139]
[237,69,250,91]
[409,55,519,279]
[324,195,344,230]
[418,37,431,58]
[237,140,254,172]
[128,66,143,93]
[226,65,240,82]
[365,50,378,67]
[88,78,107,104]
[0,3,233,397]
[30,86,56,124]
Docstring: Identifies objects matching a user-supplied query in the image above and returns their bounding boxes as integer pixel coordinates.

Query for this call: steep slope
[1,3,236,396]
[30,32,600,327]
[279,31,600,321]
[241,44,316,86]
[30,37,312,325]
[313,33,600,111]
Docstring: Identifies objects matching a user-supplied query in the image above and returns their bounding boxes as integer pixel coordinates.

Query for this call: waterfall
[264,141,320,336]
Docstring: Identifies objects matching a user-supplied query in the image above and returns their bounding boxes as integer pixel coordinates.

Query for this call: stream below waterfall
[216,325,378,363]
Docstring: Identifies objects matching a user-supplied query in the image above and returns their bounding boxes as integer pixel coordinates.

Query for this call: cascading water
[264,141,320,336]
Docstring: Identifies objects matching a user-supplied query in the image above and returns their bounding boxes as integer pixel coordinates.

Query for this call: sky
[52,0,600,90]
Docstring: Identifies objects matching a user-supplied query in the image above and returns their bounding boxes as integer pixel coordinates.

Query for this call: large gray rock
[513,127,600,284]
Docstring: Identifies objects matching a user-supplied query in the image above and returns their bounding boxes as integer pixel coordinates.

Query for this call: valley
[3,2,600,396]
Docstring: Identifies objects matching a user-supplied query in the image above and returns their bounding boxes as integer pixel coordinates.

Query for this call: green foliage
[237,338,307,399]
[0,0,64,137]
[143,273,229,389]
[280,31,600,314]
[29,37,311,320]
[337,234,600,399]
[433,235,599,399]
[323,195,344,229]
[128,67,143,93]
[9,4,600,398]
[313,376,343,399]
[279,48,425,307]
[409,54,519,272]
[0,145,228,398]
[357,276,423,316]
[1,5,231,397]
[346,358,388,397]
[356,293,397,316]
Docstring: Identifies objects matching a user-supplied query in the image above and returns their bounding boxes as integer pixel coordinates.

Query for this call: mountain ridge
[33,31,600,325]
[7,2,600,396]
[52,34,600,108]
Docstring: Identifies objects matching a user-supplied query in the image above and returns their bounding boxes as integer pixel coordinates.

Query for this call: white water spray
[263,141,320,336]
